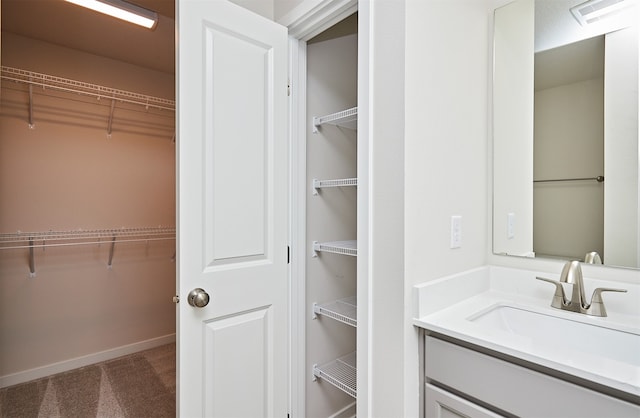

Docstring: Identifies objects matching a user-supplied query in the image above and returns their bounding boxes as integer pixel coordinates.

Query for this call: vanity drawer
[425,383,504,418]
[424,335,640,417]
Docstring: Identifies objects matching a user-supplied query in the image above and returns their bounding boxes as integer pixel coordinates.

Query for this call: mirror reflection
[493,0,639,268]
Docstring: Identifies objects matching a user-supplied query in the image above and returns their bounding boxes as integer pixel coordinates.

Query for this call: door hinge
[287,246,290,264]
[287,79,291,97]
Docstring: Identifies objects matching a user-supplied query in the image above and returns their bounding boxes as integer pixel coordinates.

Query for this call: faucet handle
[586,287,628,317]
[536,277,567,309]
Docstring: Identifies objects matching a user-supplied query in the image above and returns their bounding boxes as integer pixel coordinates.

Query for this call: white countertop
[413,265,640,399]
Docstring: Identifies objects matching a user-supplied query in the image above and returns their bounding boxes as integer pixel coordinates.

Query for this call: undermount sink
[469,304,640,367]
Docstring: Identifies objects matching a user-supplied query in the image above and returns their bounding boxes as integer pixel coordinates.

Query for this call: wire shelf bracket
[312,107,357,133]
[312,240,357,257]
[28,84,35,129]
[312,178,357,195]
[312,296,357,327]
[0,227,175,277]
[312,352,357,398]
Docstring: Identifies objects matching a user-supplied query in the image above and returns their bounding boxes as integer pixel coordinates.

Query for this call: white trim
[356,4,371,416]
[288,35,308,418]
[279,0,357,41]
[0,333,176,389]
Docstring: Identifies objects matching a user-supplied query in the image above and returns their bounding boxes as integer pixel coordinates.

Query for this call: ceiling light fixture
[65,0,158,29]
[570,0,638,26]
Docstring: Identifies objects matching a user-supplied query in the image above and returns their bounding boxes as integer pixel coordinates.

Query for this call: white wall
[405,1,490,288]
[275,0,306,21]
[405,0,491,415]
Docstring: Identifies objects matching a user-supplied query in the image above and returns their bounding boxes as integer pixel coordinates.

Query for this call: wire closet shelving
[312,240,357,257]
[0,226,176,277]
[313,296,357,327]
[312,177,357,195]
[0,66,175,139]
[312,351,357,398]
[312,106,357,133]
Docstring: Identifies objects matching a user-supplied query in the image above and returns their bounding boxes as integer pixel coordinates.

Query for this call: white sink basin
[469,304,640,366]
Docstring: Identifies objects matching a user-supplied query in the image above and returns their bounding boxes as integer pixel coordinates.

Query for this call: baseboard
[328,401,356,418]
[0,333,176,389]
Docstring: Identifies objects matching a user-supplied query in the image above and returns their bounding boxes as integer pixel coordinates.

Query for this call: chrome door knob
[188,288,210,308]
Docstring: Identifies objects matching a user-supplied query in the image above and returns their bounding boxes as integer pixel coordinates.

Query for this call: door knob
[188,288,210,308]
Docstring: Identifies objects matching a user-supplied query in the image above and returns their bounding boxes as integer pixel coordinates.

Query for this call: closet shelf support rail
[0,227,176,277]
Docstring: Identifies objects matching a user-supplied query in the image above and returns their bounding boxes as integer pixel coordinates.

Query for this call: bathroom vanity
[413,266,640,417]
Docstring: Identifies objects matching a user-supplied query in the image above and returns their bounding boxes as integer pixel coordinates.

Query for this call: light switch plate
[450,216,462,248]
[507,212,515,239]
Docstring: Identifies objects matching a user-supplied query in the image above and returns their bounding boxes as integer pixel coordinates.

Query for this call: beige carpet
[0,343,175,418]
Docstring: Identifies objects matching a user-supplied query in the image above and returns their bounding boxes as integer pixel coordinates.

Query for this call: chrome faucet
[536,260,627,317]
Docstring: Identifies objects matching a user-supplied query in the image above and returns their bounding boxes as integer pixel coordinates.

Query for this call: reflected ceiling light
[570,0,638,25]
[65,0,158,29]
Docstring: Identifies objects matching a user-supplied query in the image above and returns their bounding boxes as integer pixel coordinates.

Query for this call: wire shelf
[313,240,357,257]
[0,227,176,277]
[312,178,357,195]
[0,227,176,249]
[1,66,175,111]
[313,352,357,398]
[313,296,357,327]
[1,66,175,139]
[312,107,357,133]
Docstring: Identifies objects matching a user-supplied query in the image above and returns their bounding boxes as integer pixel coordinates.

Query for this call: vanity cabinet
[423,335,640,418]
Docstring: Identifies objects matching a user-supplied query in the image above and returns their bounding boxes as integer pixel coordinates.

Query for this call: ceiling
[1,0,175,74]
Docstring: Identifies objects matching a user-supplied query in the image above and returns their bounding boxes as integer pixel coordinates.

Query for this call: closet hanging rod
[533,176,604,183]
[1,66,175,112]
[0,237,174,251]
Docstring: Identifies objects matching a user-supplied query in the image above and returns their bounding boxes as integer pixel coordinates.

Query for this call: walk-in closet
[0,0,176,415]
[302,13,359,417]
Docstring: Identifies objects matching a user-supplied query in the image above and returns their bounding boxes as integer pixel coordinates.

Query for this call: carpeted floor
[0,343,175,418]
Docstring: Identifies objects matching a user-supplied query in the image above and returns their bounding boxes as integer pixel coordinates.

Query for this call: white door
[177,1,289,416]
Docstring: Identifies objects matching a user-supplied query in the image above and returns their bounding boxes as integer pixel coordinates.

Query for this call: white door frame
[282,1,367,416]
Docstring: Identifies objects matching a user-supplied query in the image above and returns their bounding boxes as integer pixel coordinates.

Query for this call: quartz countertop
[413,265,640,400]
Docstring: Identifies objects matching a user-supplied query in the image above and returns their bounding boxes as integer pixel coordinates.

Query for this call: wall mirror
[493,0,639,269]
